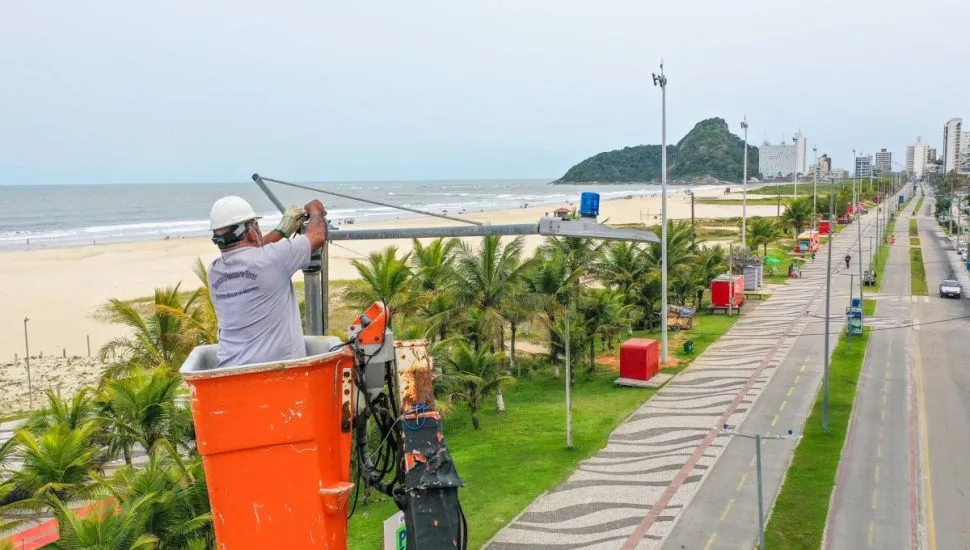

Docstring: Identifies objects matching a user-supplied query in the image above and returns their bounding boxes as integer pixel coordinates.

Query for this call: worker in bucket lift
[207,196,328,368]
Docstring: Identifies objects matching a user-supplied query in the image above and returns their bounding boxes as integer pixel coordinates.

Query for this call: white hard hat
[209,196,261,231]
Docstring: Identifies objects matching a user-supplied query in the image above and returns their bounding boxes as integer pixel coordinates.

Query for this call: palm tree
[99,284,198,378]
[643,220,697,272]
[523,250,582,373]
[410,238,460,342]
[452,236,534,353]
[95,440,213,548]
[156,258,218,351]
[670,268,706,310]
[595,241,646,299]
[341,246,417,319]
[745,218,781,256]
[47,495,159,550]
[100,370,185,460]
[23,388,99,434]
[440,343,515,429]
[576,289,632,377]
[780,198,813,236]
[690,245,728,306]
[8,422,101,503]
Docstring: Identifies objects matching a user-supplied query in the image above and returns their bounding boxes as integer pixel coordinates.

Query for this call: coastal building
[831,168,849,179]
[855,155,872,178]
[928,148,937,163]
[758,132,807,178]
[818,154,831,177]
[943,118,962,173]
[874,149,892,176]
[961,132,970,174]
[906,137,929,178]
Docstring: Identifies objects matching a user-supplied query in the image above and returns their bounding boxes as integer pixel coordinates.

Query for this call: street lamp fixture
[812,145,818,227]
[652,62,669,364]
[23,316,33,410]
[721,424,802,550]
[741,117,749,248]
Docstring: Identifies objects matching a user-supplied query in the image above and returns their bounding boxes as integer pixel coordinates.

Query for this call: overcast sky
[1,0,966,185]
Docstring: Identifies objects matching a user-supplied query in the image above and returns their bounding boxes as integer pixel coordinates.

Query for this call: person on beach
[207,196,328,368]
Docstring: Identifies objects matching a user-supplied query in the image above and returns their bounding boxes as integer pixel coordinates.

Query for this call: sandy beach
[0,186,778,411]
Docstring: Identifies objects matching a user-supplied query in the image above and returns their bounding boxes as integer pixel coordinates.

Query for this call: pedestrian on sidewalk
[811,251,816,262]
[845,253,851,269]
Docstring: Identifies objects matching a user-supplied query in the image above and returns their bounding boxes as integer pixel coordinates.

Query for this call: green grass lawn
[909,218,918,236]
[910,246,928,295]
[764,328,871,549]
[696,197,780,206]
[863,298,876,317]
[346,370,656,549]
[871,241,890,293]
[910,237,920,246]
[914,195,925,214]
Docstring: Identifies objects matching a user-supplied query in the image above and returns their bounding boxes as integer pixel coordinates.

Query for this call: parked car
[939,279,962,299]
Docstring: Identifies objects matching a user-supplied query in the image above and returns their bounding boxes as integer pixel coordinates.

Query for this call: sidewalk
[487,210,882,549]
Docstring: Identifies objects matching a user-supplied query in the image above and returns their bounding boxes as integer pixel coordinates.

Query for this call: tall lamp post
[812,146,819,227]
[23,316,33,410]
[741,116,749,248]
[720,425,802,550]
[793,136,799,199]
[653,62,669,364]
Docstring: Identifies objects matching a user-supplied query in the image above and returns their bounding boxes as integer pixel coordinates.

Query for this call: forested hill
[555,118,760,184]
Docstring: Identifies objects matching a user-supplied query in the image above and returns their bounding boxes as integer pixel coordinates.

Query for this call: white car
[939,279,962,299]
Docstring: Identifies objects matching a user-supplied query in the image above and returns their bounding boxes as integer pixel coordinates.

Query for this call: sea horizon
[0,179,699,253]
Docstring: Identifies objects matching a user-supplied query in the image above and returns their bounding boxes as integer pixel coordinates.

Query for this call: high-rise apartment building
[961,132,970,174]
[758,132,807,178]
[855,155,872,178]
[906,137,929,178]
[816,154,831,177]
[943,118,963,173]
[928,148,937,163]
[874,149,892,175]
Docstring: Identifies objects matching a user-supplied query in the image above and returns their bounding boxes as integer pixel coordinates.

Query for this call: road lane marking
[881,410,886,420]
[736,473,748,492]
[800,364,806,373]
[877,443,883,458]
[875,463,881,482]
[771,414,779,426]
[704,533,716,550]
[787,387,794,397]
[872,489,879,509]
[869,520,875,546]
[923,296,930,303]
[912,296,917,303]
[720,499,735,521]
[794,374,801,384]
[750,456,756,467]
[779,399,788,411]
[914,319,921,332]
[915,325,938,550]
[883,394,888,406]
[884,379,890,393]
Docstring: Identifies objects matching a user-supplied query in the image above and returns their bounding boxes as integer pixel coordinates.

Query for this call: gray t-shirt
[208,235,312,368]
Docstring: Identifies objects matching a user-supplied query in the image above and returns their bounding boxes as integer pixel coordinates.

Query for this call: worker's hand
[305,199,327,217]
[276,207,305,238]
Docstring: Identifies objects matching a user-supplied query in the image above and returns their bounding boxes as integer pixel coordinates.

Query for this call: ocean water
[0,179,707,251]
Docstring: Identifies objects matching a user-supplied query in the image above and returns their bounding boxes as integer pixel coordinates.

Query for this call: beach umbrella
[765,257,781,265]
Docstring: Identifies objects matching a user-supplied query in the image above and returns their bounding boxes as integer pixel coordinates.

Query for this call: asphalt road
[825,196,916,549]
[914,195,970,550]
[662,205,883,549]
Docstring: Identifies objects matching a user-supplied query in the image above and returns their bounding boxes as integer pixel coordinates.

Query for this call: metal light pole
[741,117,749,247]
[653,62,669,364]
[23,317,33,410]
[564,304,573,449]
[721,425,802,550]
[813,146,818,228]
[858,159,864,316]
[823,191,834,431]
[793,136,799,199]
